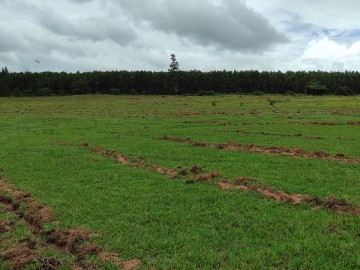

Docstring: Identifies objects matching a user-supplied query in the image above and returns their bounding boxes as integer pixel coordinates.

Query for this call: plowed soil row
[218,179,360,215]
[0,177,140,270]
[84,143,218,181]
[158,136,360,164]
[79,143,360,216]
[289,121,360,126]
[183,120,360,126]
[215,129,324,140]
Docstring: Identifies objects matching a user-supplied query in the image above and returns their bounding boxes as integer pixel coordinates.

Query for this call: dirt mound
[159,136,360,164]
[147,164,178,177]
[323,196,360,215]
[189,166,204,175]
[218,181,309,205]
[80,142,89,147]
[92,146,131,165]
[2,244,37,270]
[195,172,220,181]
[46,228,91,253]
[123,258,141,270]
[23,200,57,231]
[186,172,220,184]
[79,243,100,257]
[233,177,257,185]
[179,166,204,176]
[0,218,12,233]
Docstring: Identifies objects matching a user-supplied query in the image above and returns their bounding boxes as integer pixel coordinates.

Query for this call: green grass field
[1,94,360,269]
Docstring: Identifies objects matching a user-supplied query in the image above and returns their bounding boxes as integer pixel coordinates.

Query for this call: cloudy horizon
[1,0,360,73]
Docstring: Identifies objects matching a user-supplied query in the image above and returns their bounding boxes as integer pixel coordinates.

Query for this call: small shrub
[269,99,277,106]
[285,90,295,96]
[130,89,138,95]
[305,80,328,95]
[37,87,53,96]
[71,80,90,95]
[335,86,354,96]
[197,90,215,96]
[253,90,264,96]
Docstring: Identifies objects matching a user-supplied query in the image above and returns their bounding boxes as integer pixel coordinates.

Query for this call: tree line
[0,67,358,96]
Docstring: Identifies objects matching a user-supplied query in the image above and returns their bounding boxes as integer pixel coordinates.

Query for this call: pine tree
[168,54,180,72]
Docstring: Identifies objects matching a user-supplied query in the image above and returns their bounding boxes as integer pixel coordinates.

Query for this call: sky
[1,0,360,72]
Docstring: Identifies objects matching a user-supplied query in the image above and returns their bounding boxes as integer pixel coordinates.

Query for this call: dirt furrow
[158,136,360,164]
[183,120,360,126]
[87,144,216,180]
[218,180,360,215]
[78,142,360,216]
[215,129,325,140]
[0,177,140,269]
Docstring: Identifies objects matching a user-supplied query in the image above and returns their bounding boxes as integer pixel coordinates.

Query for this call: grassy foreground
[0,94,360,269]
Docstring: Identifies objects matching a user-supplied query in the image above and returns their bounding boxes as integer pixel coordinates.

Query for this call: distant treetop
[168,54,180,72]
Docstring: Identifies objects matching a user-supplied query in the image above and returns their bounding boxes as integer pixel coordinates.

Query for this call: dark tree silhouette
[168,54,180,72]
[168,54,180,94]
[1,68,360,96]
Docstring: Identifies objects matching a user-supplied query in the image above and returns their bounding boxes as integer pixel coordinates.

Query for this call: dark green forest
[0,67,359,96]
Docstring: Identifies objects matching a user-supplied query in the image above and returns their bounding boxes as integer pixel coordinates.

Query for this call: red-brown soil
[347,121,360,125]
[323,196,360,215]
[83,142,360,216]
[183,120,238,126]
[0,219,12,233]
[0,177,138,269]
[1,243,38,270]
[195,172,220,181]
[89,144,214,182]
[159,136,360,164]
[184,120,360,127]
[288,121,360,126]
[218,181,310,205]
[123,258,142,270]
[216,129,324,140]
[218,180,360,215]
[92,146,130,165]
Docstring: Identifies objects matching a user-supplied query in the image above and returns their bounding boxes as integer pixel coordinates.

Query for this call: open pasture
[0,94,360,269]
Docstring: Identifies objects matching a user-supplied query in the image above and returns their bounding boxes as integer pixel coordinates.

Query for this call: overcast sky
[1,0,360,72]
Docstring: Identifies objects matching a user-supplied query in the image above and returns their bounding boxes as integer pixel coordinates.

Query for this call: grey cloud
[282,12,315,34]
[0,26,29,52]
[38,12,136,45]
[67,0,94,3]
[118,0,288,52]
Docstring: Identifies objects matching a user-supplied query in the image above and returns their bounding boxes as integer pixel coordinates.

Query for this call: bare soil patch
[1,243,38,270]
[218,180,310,205]
[123,258,142,270]
[159,136,360,164]
[0,177,137,269]
[347,121,360,126]
[0,218,12,233]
